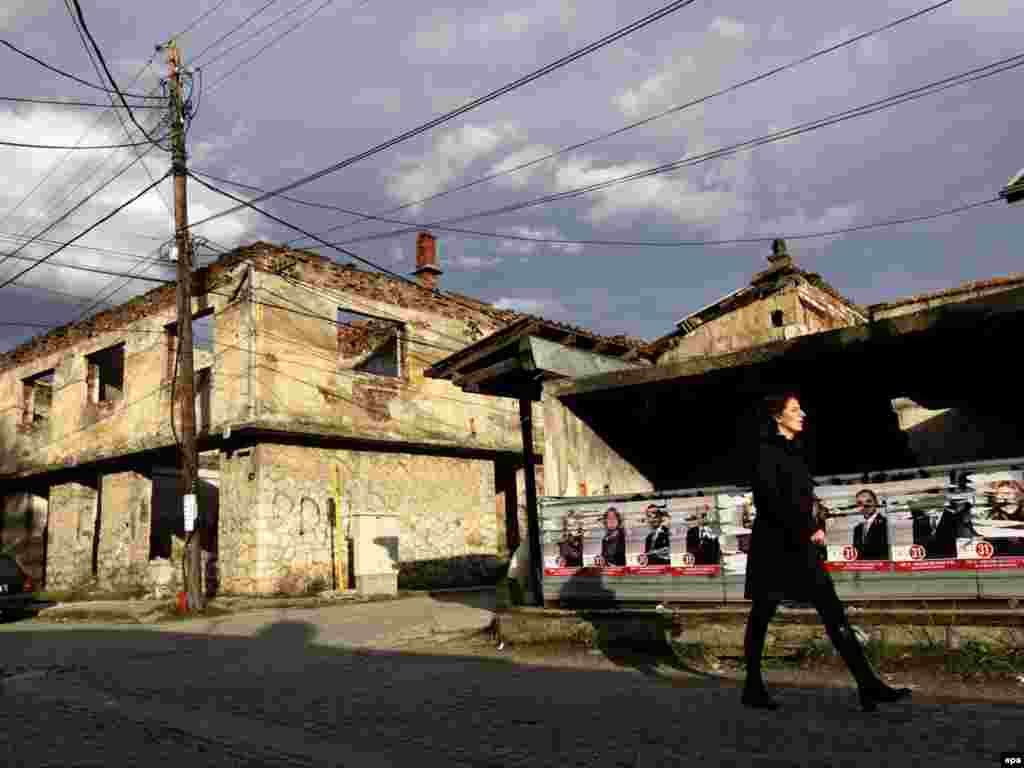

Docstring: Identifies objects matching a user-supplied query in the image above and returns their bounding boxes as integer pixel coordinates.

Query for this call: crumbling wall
[217,443,496,595]
[96,471,152,591]
[542,382,653,498]
[0,266,250,480]
[250,270,533,452]
[46,480,98,590]
[658,283,863,366]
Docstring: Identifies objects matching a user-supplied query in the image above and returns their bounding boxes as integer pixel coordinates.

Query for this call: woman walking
[742,393,911,712]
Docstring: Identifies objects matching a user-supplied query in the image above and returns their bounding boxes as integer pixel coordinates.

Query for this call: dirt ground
[396,631,1024,706]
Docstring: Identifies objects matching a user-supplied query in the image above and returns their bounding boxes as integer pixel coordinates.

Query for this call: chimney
[412,231,443,290]
[750,238,795,285]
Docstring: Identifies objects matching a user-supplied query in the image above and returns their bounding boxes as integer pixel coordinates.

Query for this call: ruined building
[0,233,640,594]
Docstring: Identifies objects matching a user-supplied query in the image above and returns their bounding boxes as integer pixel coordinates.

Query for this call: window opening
[21,369,55,425]
[337,308,402,378]
[86,343,125,404]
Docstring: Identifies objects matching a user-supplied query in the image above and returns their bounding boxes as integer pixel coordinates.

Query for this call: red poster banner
[669,565,721,577]
[960,557,1024,571]
[578,566,628,576]
[543,567,582,576]
[893,559,961,572]
[626,565,672,576]
[825,561,892,573]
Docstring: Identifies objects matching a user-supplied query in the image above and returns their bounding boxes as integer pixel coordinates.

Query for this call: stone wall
[250,271,533,453]
[96,471,152,591]
[217,443,497,595]
[46,480,98,590]
[0,265,251,479]
[657,283,863,366]
[542,382,653,498]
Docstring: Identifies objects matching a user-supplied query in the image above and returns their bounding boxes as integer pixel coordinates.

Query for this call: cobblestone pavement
[1,606,1021,767]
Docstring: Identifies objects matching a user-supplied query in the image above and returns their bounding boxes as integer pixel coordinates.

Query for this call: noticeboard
[540,458,1024,603]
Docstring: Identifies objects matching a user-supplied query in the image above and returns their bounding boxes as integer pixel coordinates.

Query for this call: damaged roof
[867,272,1024,316]
[0,242,648,374]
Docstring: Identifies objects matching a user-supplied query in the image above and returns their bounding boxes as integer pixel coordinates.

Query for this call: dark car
[0,553,36,619]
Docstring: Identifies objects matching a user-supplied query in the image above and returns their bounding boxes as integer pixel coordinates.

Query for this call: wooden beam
[452,357,523,389]
[522,336,641,379]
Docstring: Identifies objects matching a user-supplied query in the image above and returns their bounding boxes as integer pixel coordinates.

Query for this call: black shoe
[741,687,780,710]
[859,683,912,712]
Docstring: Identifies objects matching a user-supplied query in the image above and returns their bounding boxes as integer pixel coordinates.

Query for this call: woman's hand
[811,530,826,546]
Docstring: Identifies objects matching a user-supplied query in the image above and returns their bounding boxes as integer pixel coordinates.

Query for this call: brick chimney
[412,231,442,290]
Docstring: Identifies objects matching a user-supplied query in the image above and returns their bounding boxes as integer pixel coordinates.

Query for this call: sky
[0,0,1022,353]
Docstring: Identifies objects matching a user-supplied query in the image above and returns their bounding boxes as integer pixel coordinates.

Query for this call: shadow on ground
[0,609,1018,768]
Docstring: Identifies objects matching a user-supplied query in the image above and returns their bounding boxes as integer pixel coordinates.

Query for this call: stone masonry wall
[217,443,496,595]
[96,471,152,591]
[46,480,98,590]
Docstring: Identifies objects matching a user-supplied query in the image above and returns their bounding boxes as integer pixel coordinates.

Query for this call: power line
[184,0,702,232]
[197,0,334,70]
[170,0,234,42]
[330,52,1024,247]
[0,135,168,150]
[191,169,1004,249]
[0,95,163,109]
[0,173,170,291]
[285,0,958,245]
[0,73,164,241]
[0,39,164,100]
[187,171,512,323]
[64,4,174,217]
[68,0,166,146]
[204,0,352,93]
[188,0,285,65]
[0,137,165,274]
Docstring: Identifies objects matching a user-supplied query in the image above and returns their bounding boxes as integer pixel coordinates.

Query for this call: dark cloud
[2,0,1022,348]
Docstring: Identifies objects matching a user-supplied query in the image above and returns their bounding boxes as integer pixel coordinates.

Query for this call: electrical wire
[0,95,163,109]
[0,173,170,291]
[281,0,958,245]
[65,3,174,217]
[0,135,169,150]
[197,0,334,70]
[329,52,1024,247]
[188,0,286,65]
[184,0,703,232]
[190,169,1004,249]
[0,39,164,100]
[0,137,165,273]
[170,0,235,43]
[188,170,516,323]
[68,0,167,147]
[0,74,164,243]
[204,0,350,93]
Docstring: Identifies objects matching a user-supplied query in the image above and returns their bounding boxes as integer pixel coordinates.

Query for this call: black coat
[744,432,831,602]
[686,526,722,565]
[644,527,671,565]
[601,529,626,566]
[853,514,889,561]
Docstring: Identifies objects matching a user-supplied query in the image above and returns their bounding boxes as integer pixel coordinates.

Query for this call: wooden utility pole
[167,41,203,612]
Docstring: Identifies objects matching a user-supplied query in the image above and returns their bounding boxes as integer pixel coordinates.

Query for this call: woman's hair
[991,480,1024,501]
[604,507,623,531]
[855,488,880,506]
[761,392,800,424]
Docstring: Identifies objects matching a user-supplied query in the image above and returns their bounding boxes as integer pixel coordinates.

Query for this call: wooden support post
[519,393,543,608]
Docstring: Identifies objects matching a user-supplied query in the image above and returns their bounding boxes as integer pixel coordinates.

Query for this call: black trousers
[744,575,876,690]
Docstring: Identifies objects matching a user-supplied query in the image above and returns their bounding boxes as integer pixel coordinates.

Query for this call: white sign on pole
[183,493,197,533]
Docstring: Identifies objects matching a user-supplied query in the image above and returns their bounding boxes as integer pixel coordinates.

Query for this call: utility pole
[166,40,203,612]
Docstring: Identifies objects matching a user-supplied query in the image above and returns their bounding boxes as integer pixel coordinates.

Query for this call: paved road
[1,595,1020,767]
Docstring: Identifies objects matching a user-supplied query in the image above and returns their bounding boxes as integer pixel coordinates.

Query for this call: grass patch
[671,641,707,661]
